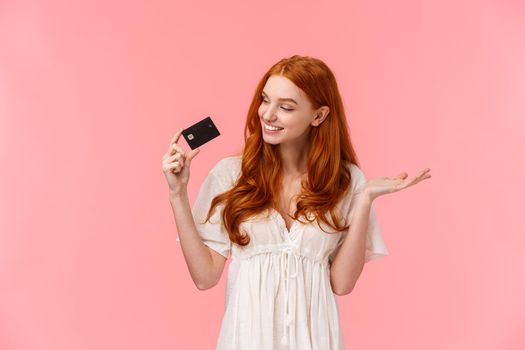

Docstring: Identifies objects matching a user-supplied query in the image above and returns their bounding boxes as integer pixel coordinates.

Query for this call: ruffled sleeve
[329,164,389,264]
[175,160,233,259]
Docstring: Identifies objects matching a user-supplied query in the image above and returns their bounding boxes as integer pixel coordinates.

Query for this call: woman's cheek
[257,105,264,117]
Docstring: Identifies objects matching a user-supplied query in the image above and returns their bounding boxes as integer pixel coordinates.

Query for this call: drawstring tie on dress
[279,245,299,346]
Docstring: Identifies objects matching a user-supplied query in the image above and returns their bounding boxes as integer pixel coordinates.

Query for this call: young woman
[162,55,431,349]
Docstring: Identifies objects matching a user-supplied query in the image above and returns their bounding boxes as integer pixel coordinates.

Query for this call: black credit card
[182,116,220,150]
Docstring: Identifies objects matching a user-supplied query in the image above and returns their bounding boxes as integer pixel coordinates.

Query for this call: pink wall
[1,0,524,349]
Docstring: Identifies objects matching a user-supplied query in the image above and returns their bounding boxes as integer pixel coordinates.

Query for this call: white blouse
[176,155,388,349]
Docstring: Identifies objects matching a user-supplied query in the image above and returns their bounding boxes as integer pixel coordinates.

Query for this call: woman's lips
[263,124,284,134]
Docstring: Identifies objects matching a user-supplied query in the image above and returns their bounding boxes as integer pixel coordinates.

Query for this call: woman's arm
[329,167,432,295]
[170,190,227,290]
[329,192,373,296]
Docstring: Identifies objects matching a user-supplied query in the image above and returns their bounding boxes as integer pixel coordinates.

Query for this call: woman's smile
[263,121,285,134]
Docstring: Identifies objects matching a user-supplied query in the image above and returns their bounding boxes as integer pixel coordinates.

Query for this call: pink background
[1,0,524,349]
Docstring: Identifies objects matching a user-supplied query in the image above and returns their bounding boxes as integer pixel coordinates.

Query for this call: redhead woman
[162,55,431,349]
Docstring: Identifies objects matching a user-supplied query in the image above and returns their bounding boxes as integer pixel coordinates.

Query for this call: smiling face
[258,74,329,147]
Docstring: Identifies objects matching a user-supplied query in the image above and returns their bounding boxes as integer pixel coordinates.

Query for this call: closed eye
[262,98,294,112]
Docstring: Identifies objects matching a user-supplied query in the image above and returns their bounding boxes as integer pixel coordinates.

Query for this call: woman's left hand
[363,168,432,201]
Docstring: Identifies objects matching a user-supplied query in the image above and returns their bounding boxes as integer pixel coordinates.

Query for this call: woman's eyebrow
[261,91,298,105]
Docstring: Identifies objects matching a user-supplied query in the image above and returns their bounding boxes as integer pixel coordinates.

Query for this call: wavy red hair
[204,55,361,247]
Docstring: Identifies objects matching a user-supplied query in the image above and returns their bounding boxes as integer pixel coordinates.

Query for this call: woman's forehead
[264,75,306,101]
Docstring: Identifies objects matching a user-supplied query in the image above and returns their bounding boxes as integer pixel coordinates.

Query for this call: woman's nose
[262,106,278,122]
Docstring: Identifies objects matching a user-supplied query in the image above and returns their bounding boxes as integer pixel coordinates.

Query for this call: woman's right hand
[161,128,201,195]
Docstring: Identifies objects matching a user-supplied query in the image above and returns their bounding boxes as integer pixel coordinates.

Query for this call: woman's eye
[261,98,293,112]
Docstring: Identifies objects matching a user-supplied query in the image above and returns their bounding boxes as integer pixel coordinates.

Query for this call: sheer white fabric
[176,155,388,349]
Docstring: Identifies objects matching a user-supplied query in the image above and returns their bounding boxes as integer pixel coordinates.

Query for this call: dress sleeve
[175,167,232,259]
[361,200,389,263]
[329,164,389,264]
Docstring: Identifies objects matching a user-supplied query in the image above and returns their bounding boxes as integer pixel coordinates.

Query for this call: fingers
[166,160,183,173]
[382,168,431,193]
[169,128,186,153]
[406,168,431,187]
[164,129,187,159]
[167,152,186,164]
[169,142,186,157]
[162,129,187,173]
[170,127,184,145]
[418,168,431,177]
[186,147,200,162]
[400,168,431,182]
[162,129,202,174]
[416,168,431,182]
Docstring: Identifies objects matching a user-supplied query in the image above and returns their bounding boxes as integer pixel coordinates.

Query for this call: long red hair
[204,55,361,247]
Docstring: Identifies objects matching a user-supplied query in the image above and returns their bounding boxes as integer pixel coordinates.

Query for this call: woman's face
[257,74,329,146]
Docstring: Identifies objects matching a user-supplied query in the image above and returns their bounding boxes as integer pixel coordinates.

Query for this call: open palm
[365,168,432,201]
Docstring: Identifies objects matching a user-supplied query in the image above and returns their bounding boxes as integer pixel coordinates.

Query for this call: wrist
[169,189,188,201]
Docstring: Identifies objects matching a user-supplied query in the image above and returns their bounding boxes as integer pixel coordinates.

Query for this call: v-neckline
[272,209,299,239]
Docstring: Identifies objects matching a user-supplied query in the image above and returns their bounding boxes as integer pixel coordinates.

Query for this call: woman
[162,55,431,349]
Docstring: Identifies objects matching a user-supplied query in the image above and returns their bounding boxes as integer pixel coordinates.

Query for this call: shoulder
[345,162,368,193]
[209,154,242,187]
[335,162,369,214]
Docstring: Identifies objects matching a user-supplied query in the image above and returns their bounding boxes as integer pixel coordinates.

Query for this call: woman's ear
[312,106,330,126]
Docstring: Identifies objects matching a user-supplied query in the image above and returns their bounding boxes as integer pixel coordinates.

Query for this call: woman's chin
[262,136,280,144]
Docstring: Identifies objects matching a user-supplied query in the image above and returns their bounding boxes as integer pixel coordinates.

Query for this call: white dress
[176,155,389,349]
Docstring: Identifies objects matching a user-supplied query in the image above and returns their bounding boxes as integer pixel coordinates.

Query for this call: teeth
[264,124,284,131]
